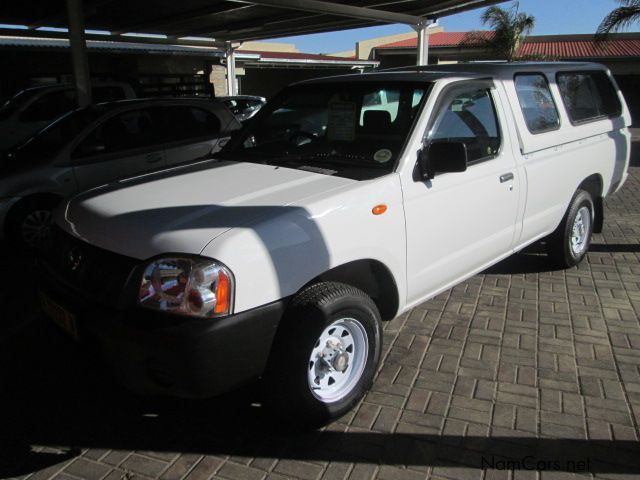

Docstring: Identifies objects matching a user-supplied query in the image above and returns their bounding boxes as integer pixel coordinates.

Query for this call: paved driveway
[2,155,640,480]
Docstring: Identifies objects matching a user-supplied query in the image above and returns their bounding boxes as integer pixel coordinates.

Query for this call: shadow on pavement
[483,241,564,275]
[1,285,639,477]
[2,233,640,477]
[0,246,39,344]
[483,253,563,275]
[1,317,639,476]
[589,243,640,253]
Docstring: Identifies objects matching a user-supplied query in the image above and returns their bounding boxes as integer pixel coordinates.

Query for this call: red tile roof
[376,32,640,59]
[519,39,640,58]
[379,31,494,49]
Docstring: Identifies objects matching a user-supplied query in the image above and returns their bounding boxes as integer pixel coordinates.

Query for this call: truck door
[402,81,520,305]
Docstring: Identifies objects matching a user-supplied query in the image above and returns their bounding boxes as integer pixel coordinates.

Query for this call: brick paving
[2,161,640,479]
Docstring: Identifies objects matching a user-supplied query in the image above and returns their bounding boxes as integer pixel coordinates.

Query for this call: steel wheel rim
[570,206,591,256]
[308,317,368,403]
[21,209,52,246]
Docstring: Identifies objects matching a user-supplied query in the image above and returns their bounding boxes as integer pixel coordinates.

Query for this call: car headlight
[138,257,234,318]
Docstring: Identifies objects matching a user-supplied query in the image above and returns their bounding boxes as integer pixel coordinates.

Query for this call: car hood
[58,160,353,259]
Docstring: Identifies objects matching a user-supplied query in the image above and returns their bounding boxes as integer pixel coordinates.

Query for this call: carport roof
[1,0,503,43]
[0,35,380,67]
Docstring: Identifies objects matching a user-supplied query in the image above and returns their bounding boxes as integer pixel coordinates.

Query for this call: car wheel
[6,198,59,249]
[546,189,594,268]
[263,282,382,429]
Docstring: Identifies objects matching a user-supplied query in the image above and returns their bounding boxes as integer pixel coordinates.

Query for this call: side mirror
[418,141,468,180]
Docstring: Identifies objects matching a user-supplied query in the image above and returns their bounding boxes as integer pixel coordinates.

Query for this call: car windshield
[12,107,104,159]
[0,89,41,120]
[219,82,429,180]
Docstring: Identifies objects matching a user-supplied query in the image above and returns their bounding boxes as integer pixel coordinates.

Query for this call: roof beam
[0,26,228,48]
[227,0,425,26]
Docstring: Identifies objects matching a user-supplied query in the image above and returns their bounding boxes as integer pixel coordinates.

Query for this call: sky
[265,0,636,54]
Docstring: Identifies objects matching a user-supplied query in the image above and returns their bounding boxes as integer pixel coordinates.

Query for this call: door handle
[146,153,163,164]
[500,172,514,183]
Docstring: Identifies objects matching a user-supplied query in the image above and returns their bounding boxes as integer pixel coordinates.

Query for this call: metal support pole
[225,43,237,96]
[65,0,91,106]
[416,24,429,66]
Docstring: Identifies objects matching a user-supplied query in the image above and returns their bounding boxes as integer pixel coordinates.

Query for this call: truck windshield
[220,82,430,179]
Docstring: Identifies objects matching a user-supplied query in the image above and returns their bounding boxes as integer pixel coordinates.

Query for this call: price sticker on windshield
[327,101,356,142]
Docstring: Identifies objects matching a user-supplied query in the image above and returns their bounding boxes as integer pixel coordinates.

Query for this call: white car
[0,82,136,150]
[0,98,240,246]
[39,62,630,427]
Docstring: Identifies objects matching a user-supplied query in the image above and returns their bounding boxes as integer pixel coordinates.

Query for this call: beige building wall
[238,41,299,53]
[210,65,228,96]
[353,26,444,60]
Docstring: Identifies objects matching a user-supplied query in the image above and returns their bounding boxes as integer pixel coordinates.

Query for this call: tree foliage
[479,1,535,61]
[597,0,640,39]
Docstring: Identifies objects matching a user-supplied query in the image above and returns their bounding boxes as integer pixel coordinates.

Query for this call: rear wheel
[263,282,382,429]
[546,189,594,268]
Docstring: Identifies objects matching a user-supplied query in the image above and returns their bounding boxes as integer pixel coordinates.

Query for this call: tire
[263,282,382,429]
[546,189,594,268]
[5,197,60,250]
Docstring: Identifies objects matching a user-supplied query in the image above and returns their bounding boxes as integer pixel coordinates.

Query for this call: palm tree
[478,1,535,61]
[597,0,640,38]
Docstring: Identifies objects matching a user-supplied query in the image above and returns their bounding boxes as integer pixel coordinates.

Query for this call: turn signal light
[372,204,388,215]
[214,270,231,314]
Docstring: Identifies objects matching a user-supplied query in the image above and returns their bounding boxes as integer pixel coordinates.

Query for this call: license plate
[39,291,78,339]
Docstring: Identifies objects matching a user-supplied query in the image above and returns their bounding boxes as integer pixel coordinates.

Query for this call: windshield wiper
[216,149,289,161]
[294,152,389,169]
[216,149,389,170]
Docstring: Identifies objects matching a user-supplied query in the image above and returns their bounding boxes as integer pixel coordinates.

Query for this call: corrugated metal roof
[0,36,377,67]
[241,49,377,65]
[0,0,504,43]
[0,35,230,57]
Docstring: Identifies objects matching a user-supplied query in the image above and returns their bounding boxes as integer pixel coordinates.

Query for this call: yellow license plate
[39,291,78,339]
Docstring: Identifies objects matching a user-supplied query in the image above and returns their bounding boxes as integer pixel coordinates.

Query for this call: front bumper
[38,262,285,399]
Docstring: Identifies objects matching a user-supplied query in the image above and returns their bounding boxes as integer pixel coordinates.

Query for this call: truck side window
[514,73,560,134]
[557,71,622,124]
[428,88,501,164]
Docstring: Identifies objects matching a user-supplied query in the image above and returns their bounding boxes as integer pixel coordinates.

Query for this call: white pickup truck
[39,62,631,427]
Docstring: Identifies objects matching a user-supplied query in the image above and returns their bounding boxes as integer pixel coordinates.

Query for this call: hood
[58,160,353,259]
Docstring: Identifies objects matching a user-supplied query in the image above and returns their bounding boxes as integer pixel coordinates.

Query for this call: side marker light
[372,204,387,215]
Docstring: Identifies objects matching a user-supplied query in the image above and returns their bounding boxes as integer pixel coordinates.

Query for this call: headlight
[138,257,234,318]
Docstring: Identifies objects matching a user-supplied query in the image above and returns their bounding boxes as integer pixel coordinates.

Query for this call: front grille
[40,227,139,308]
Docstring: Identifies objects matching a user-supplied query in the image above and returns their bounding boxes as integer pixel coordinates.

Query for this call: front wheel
[546,189,594,268]
[263,282,382,429]
[6,197,60,249]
